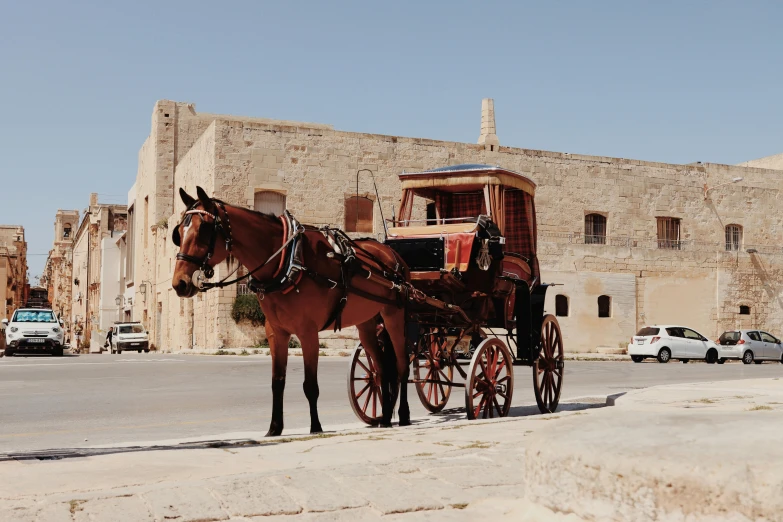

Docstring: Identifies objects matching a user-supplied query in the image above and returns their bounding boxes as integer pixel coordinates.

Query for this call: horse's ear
[180,188,196,207]
[196,186,211,207]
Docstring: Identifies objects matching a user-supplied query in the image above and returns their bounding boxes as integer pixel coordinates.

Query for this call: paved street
[1,353,782,452]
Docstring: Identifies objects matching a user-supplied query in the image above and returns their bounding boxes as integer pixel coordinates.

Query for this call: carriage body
[348,164,565,423]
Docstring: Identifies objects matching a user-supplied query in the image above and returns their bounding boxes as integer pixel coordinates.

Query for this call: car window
[665,328,682,338]
[119,325,145,334]
[760,332,777,343]
[747,331,761,342]
[11,310,56,323]
[636,327,660,336]
[682,328,703,340]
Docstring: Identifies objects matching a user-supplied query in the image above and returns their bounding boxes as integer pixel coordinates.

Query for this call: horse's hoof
[310,425,323,434]
[379,422,393,428]
[265,425,283,437]
[399,418,411,427]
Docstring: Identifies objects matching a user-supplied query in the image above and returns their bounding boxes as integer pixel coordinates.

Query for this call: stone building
[43,209,79,336]
[129,99,783,353]
[0,225,28,320]
[70,194,127,350]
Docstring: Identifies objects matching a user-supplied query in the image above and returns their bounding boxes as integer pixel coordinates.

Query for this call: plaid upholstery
[505,189,539,282]
[435,191,485,222]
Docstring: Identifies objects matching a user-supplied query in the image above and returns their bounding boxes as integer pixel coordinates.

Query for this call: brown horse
[171,187,411,435]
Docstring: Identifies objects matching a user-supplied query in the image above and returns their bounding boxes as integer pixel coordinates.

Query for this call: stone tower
[477,98,500,150]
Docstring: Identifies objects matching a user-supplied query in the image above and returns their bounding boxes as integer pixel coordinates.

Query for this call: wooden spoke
[533,316,564,415]
[465,339,514,421]
[348,343,392,426]
[414,329,454,413]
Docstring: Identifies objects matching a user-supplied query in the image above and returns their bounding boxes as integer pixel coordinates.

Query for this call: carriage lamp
[703,177,743,200]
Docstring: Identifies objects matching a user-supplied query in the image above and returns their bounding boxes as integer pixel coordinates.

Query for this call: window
[636,327,660,336]
[725,224,742,251]
[555,295,569,317]
[760,332,779,343]
[657,217,681,250]
[748,331,761,342]
[665,327,684,338]
[585,214,607,245]
[426,202,437,224]
[682,328,704,341]
[126,205,135,283]
[597,295,611,318]
[254,191,286,215]
[63,224,72,238]
[345,196,374,233]
[144,196,149,248]
[739,305,751,315]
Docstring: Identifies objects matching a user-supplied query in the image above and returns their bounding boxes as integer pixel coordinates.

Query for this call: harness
[173,198,407,332]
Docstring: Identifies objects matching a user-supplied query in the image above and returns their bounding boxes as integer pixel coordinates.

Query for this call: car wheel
[706,349,718,364]
[117,349,122,355]
[4,349,13,357]
[631,355,644,363]
[137,349,142,353]
[717,358,726,364]
[681,359,689,364]
[53,348,63,357]
[742,351,754,365]
[144,349,150,353]
[754,360,763,365]
[657,348,671,363]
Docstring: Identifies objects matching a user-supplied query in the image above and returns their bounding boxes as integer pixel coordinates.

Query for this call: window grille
[657,217,681,250]
[584,214,607,244]
[725,225,742,251]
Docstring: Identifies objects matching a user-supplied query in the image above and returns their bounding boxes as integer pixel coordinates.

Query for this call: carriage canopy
[394,164,540,280]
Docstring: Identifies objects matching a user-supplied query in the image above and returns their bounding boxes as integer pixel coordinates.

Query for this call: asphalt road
[1,353,782,453]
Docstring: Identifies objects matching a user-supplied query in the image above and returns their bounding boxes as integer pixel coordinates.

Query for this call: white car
[107,322,150,354]
[717,330,783,365]
[628,325,720,364]
[1,309,65,357]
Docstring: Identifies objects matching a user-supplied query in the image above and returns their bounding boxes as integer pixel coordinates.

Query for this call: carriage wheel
[347,342,384,425]
[465,338,514,420]
[413,330,454,413]
[533,315,564,414]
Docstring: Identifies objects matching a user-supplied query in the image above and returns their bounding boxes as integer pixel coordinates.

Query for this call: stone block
[73,496,154,522]
[143,486,229,521]
[210,476,302,517]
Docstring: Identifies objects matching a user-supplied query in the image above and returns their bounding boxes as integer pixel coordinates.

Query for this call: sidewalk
[3,379,781,521]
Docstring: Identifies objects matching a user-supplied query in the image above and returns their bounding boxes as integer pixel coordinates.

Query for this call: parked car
[1,308,65,357]
[717,330,783,364]
[628,325,720,364]
[107,322,150,354]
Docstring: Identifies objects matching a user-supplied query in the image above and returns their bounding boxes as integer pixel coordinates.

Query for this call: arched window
[254,191,286,216]
[739,305,751,315]
[345,196,374,233]
[585,214,607,244]
[598,295,612,318]
[555,295,569,317]
[725,224,742,251]
[63,224,72,238]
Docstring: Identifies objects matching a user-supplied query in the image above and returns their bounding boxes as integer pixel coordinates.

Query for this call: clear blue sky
[1,1,781,281]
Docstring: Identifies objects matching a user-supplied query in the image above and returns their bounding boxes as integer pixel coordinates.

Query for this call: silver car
[717,330,783,364]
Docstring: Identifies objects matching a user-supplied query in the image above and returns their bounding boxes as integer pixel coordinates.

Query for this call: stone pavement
[2,379,781,521]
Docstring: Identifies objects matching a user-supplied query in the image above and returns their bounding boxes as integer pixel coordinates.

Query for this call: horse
[171,186,411,436]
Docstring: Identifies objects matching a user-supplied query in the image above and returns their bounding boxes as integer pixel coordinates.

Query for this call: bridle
[172,200,233,281]
[172,198,303,292]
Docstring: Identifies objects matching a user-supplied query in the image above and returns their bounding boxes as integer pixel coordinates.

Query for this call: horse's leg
[380,308,411,426]
[299,328,323,434]
[356,320,392,428]
[266,322,290,437]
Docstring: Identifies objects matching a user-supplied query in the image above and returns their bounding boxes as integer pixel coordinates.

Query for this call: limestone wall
[132,100,783,353]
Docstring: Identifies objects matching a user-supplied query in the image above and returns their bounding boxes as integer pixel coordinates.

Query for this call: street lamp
[115,295,123,306]
[703,177,743,200]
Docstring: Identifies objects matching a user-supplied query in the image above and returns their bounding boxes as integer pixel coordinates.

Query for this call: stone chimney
[89,193,98,206]
[477,98,500,149]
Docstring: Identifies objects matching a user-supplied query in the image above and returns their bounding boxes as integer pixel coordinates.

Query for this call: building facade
[128,99,783,353]
[43,209,79,338]
[70,194,127,351]
[0,225,28,320]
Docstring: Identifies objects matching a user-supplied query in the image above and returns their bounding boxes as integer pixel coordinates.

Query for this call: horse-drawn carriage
[347,164,564,423]
[172,163,564,436]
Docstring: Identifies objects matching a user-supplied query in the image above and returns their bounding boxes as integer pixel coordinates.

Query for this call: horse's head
[171,186,232,298]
